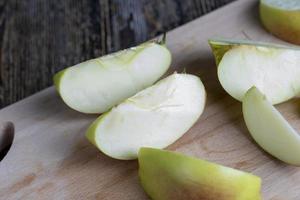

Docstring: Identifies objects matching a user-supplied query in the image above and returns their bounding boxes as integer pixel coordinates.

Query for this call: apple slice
[86,73,206,160]
[138,147,262,200]
[54,41,171,114]
[260,0,300,45]
[209,39,300,104]
[243,87,300,165]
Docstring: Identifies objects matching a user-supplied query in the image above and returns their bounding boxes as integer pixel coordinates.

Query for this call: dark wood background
[0,0,235,108]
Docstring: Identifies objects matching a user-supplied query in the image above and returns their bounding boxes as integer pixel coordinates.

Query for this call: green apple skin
[209,39,234,66]
[209,39,300,105]
[54,41,171,114]
[260,0,300,45]
[138,148,262,200]
[243,87,300,166]
[86,73,206,160]
[53,70,65,93]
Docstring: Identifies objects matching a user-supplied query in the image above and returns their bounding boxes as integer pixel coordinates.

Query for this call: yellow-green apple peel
[138,148,262,200]
[260,0,300,44]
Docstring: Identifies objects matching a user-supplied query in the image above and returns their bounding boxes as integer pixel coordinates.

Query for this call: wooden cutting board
[1,0,300,199]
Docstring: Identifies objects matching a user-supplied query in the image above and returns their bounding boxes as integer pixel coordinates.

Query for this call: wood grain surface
[0,0,234,108]
[1,0,300,199]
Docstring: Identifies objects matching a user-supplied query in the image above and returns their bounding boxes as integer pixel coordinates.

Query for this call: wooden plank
[0,0,234,108]
[1,0,300,199]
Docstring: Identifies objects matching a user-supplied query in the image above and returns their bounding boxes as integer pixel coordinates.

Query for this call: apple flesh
[54,41,171,114]
[209,39,300,104]
[243,87,300,166]
[138,147,262,200]
[86,73,206,160]
[260,0,300,45]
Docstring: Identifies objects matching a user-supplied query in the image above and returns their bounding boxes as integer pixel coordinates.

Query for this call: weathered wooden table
[0,0,234,108]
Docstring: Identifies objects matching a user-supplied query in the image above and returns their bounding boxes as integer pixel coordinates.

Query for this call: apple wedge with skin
[86,73,206,160]
[260,0,300,45]
[54,41,171,114]
[138,147,262,200]
[209,39,300,104]
[243,87,300,166]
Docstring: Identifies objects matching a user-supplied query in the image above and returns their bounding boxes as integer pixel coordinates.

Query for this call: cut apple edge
[242,86,300,166]
[208,38,299,65]
[53,41,171,93]
[85,73,206,160]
